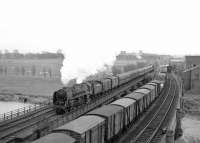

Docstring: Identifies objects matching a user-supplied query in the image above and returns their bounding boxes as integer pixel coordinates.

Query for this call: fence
[0,103,47,122]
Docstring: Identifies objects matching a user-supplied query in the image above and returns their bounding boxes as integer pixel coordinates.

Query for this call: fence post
[11,111,12,119]
[57,117,59,127]
[17,109,19,116]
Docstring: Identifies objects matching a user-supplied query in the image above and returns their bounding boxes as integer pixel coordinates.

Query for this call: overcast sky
[0,0,200,56]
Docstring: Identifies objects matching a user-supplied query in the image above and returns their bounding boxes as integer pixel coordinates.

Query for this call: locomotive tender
[53,65,154,114]
[33,79,163,143]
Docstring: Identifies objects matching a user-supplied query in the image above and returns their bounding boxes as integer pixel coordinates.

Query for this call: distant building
[0,51,64,78]
[170,58,185,72]
[185,56,200,68]
[113,51,145,73]
[112,51,172,74]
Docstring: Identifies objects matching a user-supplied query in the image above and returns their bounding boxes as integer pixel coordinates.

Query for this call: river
[0,101,33,114]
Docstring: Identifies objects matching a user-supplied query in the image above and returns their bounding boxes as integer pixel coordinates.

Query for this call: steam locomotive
[53,65,154,114]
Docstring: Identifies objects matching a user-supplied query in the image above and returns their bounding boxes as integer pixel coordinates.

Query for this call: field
[0,76,63,96]
[182,94,200,115]
[0,58,64,103]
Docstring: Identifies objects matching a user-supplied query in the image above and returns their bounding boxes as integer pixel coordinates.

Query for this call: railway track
[0,106,55,142]
[0,109,55,138]
[115,74,179,143]
[0,74,149,143]
[149,75,180,143]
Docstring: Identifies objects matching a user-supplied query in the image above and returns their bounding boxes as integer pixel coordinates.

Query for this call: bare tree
[14,66,20,75]
[4,66,7,75]
[0,50,2,59]
[31,65,36,76]
[0,65,3,74]
[48,68,52,78]
[42,67,47,78]
[21,66,25,76]
[4,49,10,58]
[56,49,62,54]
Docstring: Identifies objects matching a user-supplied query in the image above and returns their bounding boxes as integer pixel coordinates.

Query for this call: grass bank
[0,76,63,104]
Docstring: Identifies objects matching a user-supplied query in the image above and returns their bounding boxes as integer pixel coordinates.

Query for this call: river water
[0,101,33,114]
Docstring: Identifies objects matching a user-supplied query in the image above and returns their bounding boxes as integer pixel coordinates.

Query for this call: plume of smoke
[136,53,142,59]
[60,49,117,85]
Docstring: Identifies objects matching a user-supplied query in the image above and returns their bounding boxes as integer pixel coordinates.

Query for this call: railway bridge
[0,66,184,143]
[181,65,200,91]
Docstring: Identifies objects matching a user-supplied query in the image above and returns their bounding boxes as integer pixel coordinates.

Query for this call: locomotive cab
[53,87,73,114]
[53,83,92,114]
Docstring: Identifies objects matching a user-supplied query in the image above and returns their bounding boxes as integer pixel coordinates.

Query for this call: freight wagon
[33,79,163,143]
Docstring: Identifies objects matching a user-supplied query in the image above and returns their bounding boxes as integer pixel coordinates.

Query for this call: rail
[115,74,177,143]
[133,74,178,143]
[0,103,48,122]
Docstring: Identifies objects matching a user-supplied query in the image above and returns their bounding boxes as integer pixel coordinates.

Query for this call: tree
[4,66,7,75]
[4,49,10,58]
[48,68,52,78]
[14,66,20,75]
[13,49,19,54]
[0,65,3,74]
[56,49,64,59]
[0,50,2,59]
[56,49,62,54]
[42,67,47,78]
[21,66,25,76]
[31,65,36,76]
[4,49,9,54]
[13,49,19,58]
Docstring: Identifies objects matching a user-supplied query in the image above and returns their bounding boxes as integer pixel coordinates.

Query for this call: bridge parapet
[166,111,177,143]
[182,65,200,91]
[0,103,48,123]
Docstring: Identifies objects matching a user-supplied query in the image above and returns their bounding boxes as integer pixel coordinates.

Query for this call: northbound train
[53,65,154,114]
[33,78,164,143]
